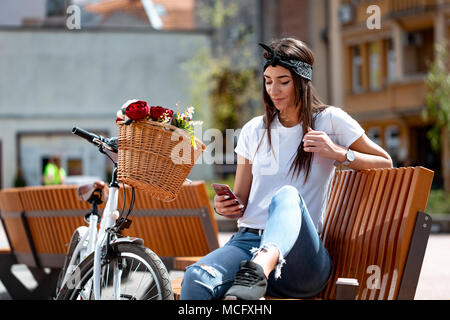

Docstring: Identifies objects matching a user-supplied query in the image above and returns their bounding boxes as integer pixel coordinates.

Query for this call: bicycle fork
[93,185,120,300]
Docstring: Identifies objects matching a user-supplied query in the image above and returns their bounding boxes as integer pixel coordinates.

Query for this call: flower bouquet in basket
[116,99,205,202]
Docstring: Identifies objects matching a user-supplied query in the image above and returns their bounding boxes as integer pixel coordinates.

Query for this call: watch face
[346,149,355,162]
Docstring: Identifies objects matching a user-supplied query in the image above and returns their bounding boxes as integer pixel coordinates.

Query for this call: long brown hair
[259,38,329,183]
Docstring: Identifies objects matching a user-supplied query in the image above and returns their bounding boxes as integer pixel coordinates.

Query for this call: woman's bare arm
[303,130,393,170]
[233,155,253,206]
[213,155,253,219]
[337,134,393,170]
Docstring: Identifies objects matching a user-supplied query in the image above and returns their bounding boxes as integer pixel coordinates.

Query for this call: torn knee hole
[198,264,217,278]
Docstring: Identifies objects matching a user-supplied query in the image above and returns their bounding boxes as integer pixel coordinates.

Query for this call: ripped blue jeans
[180,185,332,300]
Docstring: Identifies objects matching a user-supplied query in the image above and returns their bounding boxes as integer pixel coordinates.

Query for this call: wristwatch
[342,149,355,166]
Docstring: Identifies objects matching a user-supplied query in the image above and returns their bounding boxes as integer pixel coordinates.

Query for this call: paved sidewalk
[0,224,449,300]
[414,233,450,300]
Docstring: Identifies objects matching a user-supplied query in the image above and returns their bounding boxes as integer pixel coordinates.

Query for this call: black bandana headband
[259,43,313,81]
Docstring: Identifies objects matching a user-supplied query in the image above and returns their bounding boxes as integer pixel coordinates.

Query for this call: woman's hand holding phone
[212,184,245,219]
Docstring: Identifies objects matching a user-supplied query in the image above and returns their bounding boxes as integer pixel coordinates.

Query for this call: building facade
[328,0,450,189]
[0,5,213,188]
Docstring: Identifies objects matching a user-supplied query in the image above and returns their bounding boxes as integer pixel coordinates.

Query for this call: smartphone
[211,183,241,204]
[212,184,243,218]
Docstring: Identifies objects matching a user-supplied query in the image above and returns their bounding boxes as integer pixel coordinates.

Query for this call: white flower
[116,109,125,119]
[120,99,139,110]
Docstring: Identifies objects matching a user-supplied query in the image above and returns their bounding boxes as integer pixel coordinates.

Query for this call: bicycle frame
[59,161,127,299]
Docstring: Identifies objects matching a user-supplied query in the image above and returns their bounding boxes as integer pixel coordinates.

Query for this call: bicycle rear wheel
[56,227,87,295]
[56,242,173,300]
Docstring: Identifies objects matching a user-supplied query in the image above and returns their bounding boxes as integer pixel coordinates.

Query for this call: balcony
[389,0,448,17]
[345,77,426,119]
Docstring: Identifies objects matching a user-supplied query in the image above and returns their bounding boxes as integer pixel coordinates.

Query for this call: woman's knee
[180,264,218,300]
[269,185,301,211]
[274,185,300,201]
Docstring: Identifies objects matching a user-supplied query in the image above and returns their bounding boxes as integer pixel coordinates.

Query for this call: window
[385,126,400,167]
[367,127,381,146]
[369,42,381,90]
[67,158,82,176]
[403,29,434,75]
[387,39,396,82]
[352,46,363,93]
[46,0,70,17]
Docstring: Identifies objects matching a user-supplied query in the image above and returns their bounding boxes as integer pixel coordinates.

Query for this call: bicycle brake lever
[93,137,116,153]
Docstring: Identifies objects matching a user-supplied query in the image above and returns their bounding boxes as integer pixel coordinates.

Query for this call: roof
[84,0,195,30]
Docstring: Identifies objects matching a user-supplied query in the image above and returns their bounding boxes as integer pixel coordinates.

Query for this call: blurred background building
[333,0,450,192]
[0,0,449,194]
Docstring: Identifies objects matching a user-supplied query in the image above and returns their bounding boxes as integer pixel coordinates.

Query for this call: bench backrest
[0,181,219,269]
[0,188,37,266]
[320,167,434,300]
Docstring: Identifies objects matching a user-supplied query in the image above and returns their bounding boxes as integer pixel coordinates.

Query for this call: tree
[183,0,260,133]
[423,41,450,192]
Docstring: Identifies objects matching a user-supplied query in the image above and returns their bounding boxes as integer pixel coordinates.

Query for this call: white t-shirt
[234,106,365,234]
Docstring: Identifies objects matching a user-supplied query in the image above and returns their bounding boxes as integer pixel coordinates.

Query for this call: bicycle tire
[55,227,87,295]
[56,242,173,300]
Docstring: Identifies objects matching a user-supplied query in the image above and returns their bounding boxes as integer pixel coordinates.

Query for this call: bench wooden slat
[392,167,433,298]
[369,168,400,300]
[380,168,410,299]
[342,171,365,276]
[356,169,387,300]
[326,167,433,300]
[331,171,363,292]
[335,170,360,277]
[344,170,372,282]
[368,169,392,299]
[374,169,398,299]
[347,170,380,300]
[0,188,36,266]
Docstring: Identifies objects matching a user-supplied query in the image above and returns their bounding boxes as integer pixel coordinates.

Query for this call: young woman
[180,38,392,300]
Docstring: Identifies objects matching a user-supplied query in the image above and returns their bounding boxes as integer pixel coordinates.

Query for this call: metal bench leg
[28,267,60,300]
[0,253,35,300]
[397,211,432,300]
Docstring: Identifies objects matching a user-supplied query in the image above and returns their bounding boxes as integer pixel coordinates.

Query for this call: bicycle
[55,127,174,300]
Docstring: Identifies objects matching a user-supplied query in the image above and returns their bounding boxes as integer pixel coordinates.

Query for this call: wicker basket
[117,120,205,202]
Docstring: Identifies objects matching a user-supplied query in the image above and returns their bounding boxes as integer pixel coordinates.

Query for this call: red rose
[150,106,174,121]
[124,100,149,121]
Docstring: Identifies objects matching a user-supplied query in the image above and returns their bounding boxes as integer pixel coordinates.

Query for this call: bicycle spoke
[63,245,171,300]
[141,278,158,300]
[132,269,150,300]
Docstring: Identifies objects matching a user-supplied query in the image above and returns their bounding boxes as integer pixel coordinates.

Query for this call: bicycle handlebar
[72,127,100,144]
[72,126,118,153]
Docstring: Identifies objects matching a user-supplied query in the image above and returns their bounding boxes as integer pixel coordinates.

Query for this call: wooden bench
[171,167,434,300]
[0,181,219,299]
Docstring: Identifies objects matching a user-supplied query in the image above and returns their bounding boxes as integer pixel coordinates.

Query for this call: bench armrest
[172,256,203,271]
[335,278,359,300]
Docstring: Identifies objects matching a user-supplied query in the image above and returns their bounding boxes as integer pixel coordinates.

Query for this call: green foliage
[183,0,260,133]
[423,42,450,152]
[170,106,197,147]
[196,0,239,29]
[426,189,450,214]
[14,169,27,187]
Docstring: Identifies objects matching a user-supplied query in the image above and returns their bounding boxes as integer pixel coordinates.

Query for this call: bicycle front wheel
[56,242,173,300]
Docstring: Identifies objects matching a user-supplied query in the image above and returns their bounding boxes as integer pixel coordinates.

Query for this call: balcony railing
[390,0,443,16]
